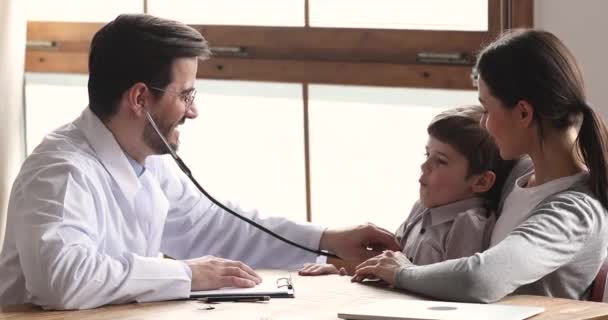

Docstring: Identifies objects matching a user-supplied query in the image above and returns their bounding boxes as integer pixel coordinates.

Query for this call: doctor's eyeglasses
[149,86,197,113]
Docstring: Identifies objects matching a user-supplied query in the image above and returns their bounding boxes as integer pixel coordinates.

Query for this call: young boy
[299,105,513,275]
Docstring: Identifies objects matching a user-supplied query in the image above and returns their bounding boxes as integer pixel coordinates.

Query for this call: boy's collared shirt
[395,197,494,266]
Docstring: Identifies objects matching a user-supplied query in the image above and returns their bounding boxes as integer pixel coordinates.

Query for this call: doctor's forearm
[164,201,323,268]
[21,248,191,310]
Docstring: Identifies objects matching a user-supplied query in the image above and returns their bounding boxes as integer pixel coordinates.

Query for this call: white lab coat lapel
[73,108,167,255]
[134,170,169,256]
[73,108,141,208]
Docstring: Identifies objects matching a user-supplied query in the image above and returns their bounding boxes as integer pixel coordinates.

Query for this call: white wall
[0,0,26,254]
[535,0,608,118]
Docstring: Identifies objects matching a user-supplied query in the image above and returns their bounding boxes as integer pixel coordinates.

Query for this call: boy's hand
[298,263,347,276]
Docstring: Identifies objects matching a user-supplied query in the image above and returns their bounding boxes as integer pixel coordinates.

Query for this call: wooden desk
[2,270,608,320]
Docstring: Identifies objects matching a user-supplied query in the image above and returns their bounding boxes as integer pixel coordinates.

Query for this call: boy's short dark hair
[88,14,211,121]
[427,105,514,209]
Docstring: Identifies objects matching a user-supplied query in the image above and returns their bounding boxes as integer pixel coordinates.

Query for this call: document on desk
[190,274,294,299]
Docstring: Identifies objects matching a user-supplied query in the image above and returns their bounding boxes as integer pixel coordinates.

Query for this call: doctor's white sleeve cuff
[182,260,193,279]
[124,255,193,302]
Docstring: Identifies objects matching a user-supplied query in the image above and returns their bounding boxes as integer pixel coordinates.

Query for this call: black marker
[199,295,271,303]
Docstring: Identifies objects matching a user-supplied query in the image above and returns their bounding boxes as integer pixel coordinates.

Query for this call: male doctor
[0,14,399,309]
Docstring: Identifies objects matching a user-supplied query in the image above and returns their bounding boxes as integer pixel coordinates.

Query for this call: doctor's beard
[143,114,184,154]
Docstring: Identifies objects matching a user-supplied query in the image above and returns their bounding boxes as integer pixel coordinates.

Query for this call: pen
[199,295,271,303]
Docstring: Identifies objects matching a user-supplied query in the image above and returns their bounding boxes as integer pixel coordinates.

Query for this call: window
[24,74,476,230]
[308,85,475,229]
[309,0,488,31]
[24,73,88,154]
[25,1,532,88]
[27,0,143,22]
[178,80,307,222]
[24,1,532,227]
[147,0,304,26]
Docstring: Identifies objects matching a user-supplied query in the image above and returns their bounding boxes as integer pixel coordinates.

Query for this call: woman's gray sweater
[394,158,608,302]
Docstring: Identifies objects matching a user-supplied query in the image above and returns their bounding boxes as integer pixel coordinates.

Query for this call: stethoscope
[144,110,339,259]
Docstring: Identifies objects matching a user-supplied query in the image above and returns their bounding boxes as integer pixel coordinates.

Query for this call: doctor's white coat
[0,108,322,309]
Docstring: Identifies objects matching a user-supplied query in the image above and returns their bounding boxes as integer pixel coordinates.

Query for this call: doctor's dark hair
[88,14,211,121]
[474,29,608,209]
[427,105,514,210]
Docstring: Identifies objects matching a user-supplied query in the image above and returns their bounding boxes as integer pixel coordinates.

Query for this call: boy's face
[419,137,478,208]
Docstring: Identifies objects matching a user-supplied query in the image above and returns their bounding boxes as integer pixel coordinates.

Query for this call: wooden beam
[302,83,311,222]
[194,25,487,52]
[26,50,474,89]
[26,21,487,89]
[27,22,487,63]
[509,0,534,28]
[26,51,88,73]
[198,58,474,89]
[488,0,504,41]
[27,22,102,42]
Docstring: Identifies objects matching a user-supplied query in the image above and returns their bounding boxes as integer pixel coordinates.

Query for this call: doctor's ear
[126,82,149,115]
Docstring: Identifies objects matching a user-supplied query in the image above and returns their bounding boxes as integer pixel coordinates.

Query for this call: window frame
[26,0,532,90]
[24,0,533,222]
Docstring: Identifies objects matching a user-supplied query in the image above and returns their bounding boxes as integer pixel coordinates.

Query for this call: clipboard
[190,275,294,299]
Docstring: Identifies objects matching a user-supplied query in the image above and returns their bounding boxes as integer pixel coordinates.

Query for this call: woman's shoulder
[540,177,604,211]
[497,156,534,212]
[531,177,607,231]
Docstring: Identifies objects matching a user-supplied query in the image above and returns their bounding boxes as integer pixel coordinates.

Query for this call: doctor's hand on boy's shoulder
[319,223,401,265]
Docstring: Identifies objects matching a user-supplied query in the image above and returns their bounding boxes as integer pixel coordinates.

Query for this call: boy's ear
[471,170,496,193]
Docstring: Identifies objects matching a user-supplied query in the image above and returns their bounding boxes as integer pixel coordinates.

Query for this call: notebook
[337,299,544,320]
[190,275,294,299]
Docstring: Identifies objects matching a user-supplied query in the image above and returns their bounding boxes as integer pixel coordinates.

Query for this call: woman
[353,29,608,302]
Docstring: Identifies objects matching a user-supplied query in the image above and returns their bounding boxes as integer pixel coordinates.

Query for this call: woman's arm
[356,190,605,302]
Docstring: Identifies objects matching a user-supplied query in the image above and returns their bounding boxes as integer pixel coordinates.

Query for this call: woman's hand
[351,250,412,286]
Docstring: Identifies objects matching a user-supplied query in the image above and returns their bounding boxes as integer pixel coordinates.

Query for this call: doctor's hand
[319,223,400,266]
[351,250,411,286]
[183,255,262,291]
